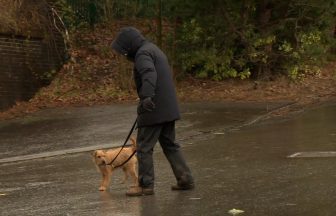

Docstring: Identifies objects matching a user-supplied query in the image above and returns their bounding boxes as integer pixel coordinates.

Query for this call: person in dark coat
[111,27,194,196]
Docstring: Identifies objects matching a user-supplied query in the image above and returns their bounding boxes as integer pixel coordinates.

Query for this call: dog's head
[92,150,109,166]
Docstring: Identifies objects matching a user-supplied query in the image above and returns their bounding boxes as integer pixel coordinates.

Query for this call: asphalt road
[0,101,335,216]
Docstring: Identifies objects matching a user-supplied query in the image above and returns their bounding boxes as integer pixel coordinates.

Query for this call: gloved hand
[141,97,155,112]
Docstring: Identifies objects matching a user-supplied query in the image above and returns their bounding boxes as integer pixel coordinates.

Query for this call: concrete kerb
[0,143,132,164]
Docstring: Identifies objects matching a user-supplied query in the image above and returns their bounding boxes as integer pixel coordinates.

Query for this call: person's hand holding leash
[142,97,155,111]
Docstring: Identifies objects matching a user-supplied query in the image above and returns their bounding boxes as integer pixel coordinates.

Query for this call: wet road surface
[0,101,335,216]
[0,102,280,161]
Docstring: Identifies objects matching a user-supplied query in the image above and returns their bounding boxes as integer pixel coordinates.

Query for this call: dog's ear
[92,150,98,158]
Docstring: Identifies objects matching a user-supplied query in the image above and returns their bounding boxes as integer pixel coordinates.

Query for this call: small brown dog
[92,137,138,191]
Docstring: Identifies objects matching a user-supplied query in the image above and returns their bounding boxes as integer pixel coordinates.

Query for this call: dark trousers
[136,121,194,188]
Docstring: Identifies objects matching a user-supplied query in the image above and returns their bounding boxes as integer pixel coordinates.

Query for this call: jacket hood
[111,27,146,61]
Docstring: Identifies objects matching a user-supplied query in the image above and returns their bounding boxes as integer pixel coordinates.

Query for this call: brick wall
[0,32,66,110]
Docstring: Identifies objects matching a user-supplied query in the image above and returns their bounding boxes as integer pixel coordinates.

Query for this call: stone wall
[0,32,66,110]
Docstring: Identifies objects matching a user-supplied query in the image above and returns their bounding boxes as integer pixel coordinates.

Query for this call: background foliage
[55,0,336,80]
[0,0,335,118]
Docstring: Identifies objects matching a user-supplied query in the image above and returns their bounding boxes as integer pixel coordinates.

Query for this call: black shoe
[171,183,195,191]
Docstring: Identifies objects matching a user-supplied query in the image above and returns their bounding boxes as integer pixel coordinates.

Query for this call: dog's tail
[129,137,137,151]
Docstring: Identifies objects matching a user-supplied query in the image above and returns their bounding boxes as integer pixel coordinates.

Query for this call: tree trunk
[255,0,273,79]
[156,0,162,48]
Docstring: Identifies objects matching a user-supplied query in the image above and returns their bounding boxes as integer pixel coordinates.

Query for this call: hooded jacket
[112,27,180,127]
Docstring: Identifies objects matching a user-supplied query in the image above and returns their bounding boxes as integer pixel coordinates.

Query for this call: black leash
[105,118,137,168]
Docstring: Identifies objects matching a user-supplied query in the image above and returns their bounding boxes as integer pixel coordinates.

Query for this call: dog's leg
[128,164,138,187]
[121,167,128,184]
[99,166,112,191]
[99,173,107,191]
[99,167,108,191]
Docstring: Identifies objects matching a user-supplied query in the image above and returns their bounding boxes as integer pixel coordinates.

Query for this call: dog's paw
[99,186,106,191]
